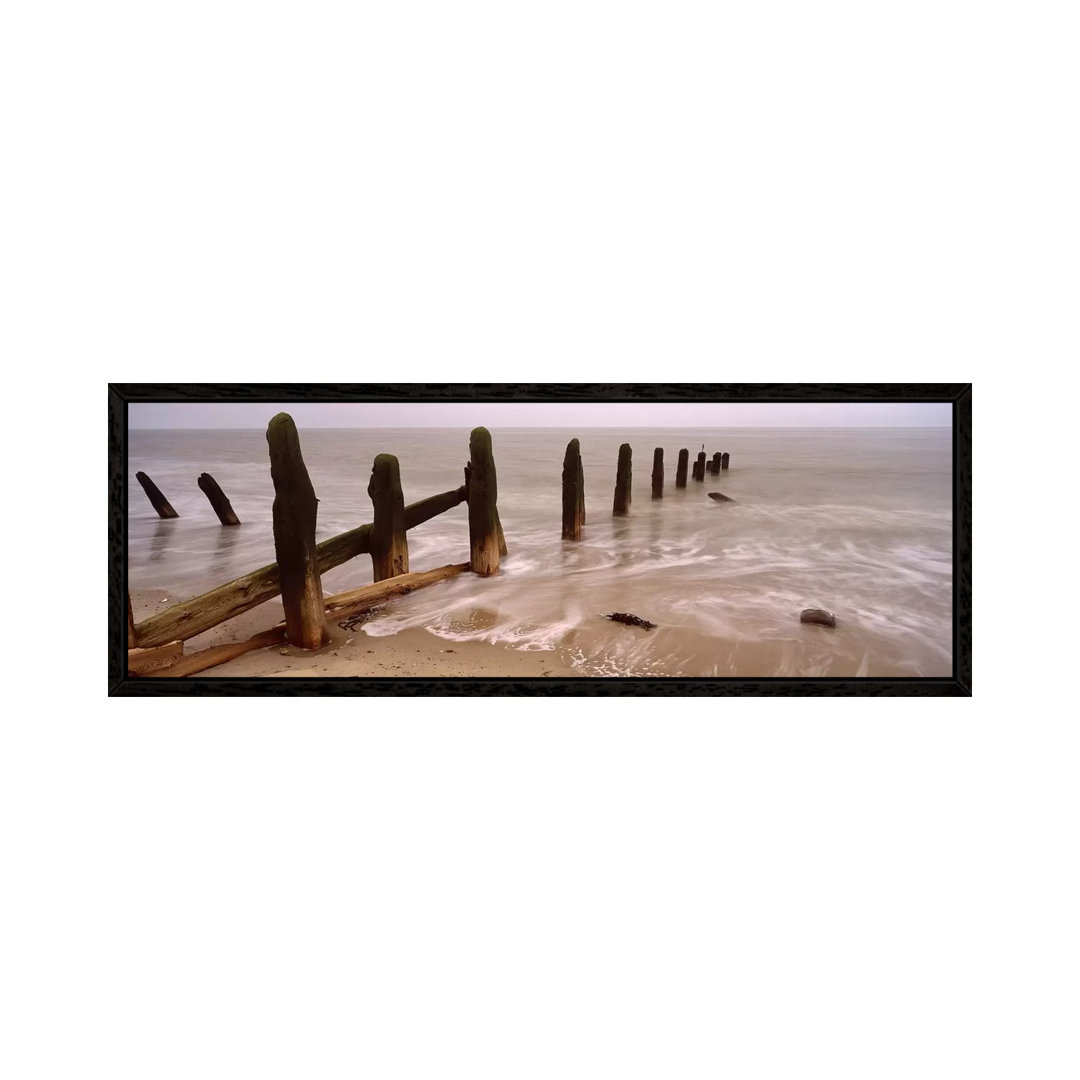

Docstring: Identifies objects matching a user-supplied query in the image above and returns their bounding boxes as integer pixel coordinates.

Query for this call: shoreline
[131,590,580,678]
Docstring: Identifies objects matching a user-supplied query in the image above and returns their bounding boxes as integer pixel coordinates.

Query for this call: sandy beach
[131,590,579,678]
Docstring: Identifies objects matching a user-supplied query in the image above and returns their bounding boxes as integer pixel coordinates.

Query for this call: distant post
[197,473,241,525]
[676,449,689,488]
[612,443,632,516]
[135,472,179,519]
[721,452,730,470]
[562,438,585,540]
[651,448,664,499]
[267,413,329,650]
[694,452,706,482]
[368,454,409,581]
[468,427,500,576]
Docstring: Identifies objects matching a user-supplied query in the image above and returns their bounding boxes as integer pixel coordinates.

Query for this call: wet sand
[131,590,578,678]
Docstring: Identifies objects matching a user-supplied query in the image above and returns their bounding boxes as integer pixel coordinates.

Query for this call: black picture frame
[109,383,971,696]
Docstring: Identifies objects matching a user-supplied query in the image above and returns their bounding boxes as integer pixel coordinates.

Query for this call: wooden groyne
[128,422,738,674]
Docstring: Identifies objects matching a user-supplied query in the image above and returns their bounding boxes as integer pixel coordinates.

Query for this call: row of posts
[133,416,505,652]
[562,441,730,538]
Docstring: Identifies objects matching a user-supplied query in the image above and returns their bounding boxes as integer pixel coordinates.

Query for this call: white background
[3,0,1078,1077]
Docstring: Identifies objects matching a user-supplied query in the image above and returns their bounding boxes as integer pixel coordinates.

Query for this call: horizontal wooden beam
[325,563,469,620]
[134,485,467,649]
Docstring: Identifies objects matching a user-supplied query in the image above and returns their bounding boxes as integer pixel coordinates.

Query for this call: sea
[128,426,953,677]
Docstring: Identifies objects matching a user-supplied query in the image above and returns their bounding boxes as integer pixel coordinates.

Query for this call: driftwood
[151,626,287,678]
[198,473,241,525]
[135,472,179,519]
[133,484,467,649]
[324,563,469,620]
[128,640,184,675]
[268,413,329,650]
[605,612,656,631]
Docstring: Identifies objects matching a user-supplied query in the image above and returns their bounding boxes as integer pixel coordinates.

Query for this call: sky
[129,401,952,429]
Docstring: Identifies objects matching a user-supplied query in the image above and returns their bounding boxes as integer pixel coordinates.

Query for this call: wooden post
[135,472,179,519]
[721,452,730,470]
[197,472,241,525]
[468,427,500,576]
[368,454,409,582]
[267,413,329,650]
[612,443,632,516]
[676,449,689,488]
[651,448,664,499]
[127,593,136,649]
[694,452,706,482]
[578,457,586,525]
[711,452,722,475]
[562,438,585,540]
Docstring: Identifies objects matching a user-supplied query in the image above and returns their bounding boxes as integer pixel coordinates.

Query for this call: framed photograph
[109,384,970,695]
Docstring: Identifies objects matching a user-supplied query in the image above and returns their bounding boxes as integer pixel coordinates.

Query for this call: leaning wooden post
[694,452,706,482]
[562,438,585,540]
[368,454,409,582]
[676,449,689,488]
[612,443,632,516]
[651,448,664,499]
[266,413,329,649]
[197,472,241,525]
[127,593,136,649]
[135,472,179,519]
[721,452,730,470]
[468,427,500,576]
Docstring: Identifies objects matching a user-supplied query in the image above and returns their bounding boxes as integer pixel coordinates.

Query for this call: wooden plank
[133,483,468,650]
[612,443,632,516]
[151,626,287,678]
[135,471,179,518]
[128,640,184,675]
[197,472,241,525]
[268,413,329,650]
[325,563,469,619]
[468,427,500,576]
[369,454,408,581]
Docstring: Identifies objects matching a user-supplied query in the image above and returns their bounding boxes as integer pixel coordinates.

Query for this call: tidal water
[128,426,953,677]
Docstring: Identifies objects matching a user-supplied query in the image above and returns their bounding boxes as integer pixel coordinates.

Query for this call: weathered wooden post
[127,593,136,649]
[197,472,241,525]
[651,448,664,499]
[711,452,722,475]
[612,443,632,516]
[267,412,329,650]
[368,454,409,581]
[721,452,730,470]
[562,438,585,540]
[694,452,706,482]
[468,427,500,576]
[676,449,689,488]
[135,472,179,519]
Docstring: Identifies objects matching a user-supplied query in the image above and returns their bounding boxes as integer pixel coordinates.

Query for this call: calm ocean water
[128,426,952,677]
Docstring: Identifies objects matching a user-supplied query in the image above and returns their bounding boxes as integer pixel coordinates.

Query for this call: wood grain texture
[561,438,584,540]
[267,413,329,650]
[197,472,241,525]
[468,427,499,576]
[368,454,408,581]
[135,471,178,518]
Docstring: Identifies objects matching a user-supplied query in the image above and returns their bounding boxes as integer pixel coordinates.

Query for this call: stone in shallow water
[800,608,837,627]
